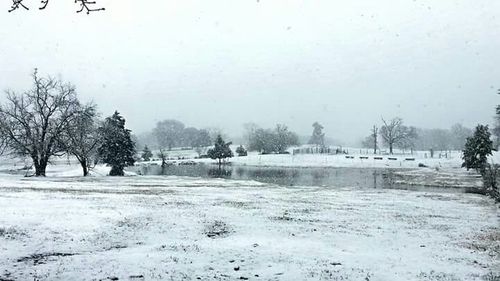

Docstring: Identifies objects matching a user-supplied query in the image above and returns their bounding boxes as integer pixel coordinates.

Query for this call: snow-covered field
[0,170,499,281]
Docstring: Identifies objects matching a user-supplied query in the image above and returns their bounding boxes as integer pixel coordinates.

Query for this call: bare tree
[8,0,104,13]
[0,69,86,176]
[153,119,185,151]
[61,104,99,176]
[380,117,416,154]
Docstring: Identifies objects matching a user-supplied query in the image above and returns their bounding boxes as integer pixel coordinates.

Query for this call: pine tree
[141,145,153,161]
[98,111,136,176]
[207,135,233,165]
[462,124,493,175]
[308,122,325,147]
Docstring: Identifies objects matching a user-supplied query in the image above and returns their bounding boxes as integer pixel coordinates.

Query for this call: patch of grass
[461,227,500,257]
[0,226,27,240]
[204,220,233,238]
[417,270,462,281]
[17,252,76,266]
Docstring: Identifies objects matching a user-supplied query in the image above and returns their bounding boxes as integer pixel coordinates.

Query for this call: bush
[235,145,247,156]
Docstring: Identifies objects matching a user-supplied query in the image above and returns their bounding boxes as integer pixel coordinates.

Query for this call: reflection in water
[136,164,410,189]
[208,167,232,178]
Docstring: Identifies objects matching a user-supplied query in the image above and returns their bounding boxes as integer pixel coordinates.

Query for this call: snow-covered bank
[0,176,498,280]
[229,153,462,169]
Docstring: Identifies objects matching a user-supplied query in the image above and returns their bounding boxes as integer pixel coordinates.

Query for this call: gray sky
[1,0,499,144]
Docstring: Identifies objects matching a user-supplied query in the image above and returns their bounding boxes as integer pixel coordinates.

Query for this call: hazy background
[1,0,499,145]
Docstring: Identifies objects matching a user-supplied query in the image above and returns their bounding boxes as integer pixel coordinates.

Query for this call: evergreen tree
[207,135,233,165]
[98,111,136,176]
[308,122,325,147]
[462,124,493,175]
[141,145,153,161]
[235,145,247,156]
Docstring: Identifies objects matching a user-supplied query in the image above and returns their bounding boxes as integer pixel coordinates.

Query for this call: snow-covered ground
[229,153,462,169]
[0,172,498,280]
[138,146,466,170]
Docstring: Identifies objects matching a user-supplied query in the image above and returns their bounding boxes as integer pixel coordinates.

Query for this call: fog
[1,0,499,145]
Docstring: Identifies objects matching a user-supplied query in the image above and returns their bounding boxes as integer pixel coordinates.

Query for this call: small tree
[308,122,325,147]
[462,124,493,175]
[141,145,153,161]
[157,148,168,167]
[98,111,136,176]
[207,135,233,165]
[235,145,247,156]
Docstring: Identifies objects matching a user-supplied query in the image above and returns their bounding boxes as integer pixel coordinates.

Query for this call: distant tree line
[0,69,135,177]
[152,119,212,152]
[361,117,473,155]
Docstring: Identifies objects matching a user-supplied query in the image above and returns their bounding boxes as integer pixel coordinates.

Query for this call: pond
[135,163,436,190]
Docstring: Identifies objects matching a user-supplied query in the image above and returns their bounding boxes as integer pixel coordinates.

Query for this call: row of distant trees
[141,121,322,157]
[362,118,473,155]
[0,70,136,177]
[152,120,212,151]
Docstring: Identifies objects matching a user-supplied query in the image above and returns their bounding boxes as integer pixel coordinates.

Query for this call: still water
[136,164,419,190]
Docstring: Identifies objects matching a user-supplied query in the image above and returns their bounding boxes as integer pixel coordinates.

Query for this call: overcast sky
[1,0,499,144]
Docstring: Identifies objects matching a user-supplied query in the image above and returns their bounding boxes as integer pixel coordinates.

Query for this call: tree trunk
[80,159,89,177]
[389,143,393,154]
[109,165,124,176]
[33,156,48,177]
